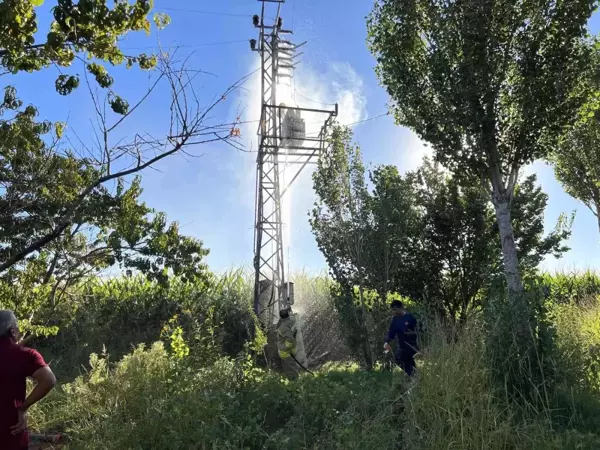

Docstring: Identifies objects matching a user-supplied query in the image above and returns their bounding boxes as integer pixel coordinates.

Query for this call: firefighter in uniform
[276,307,306,380]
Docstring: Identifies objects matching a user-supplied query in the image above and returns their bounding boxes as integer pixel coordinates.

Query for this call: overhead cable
[122,39,249,50]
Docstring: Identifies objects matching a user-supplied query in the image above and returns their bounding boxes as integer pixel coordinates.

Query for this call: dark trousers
[394,346,416,376]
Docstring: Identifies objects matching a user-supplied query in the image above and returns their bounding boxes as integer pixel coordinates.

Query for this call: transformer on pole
[250,0,337,328]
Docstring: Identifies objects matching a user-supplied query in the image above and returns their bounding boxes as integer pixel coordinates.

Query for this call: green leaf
[153,12,171,30]
[29,0,44,6]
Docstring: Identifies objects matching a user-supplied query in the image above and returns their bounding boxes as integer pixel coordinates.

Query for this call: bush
[24,271,600,449]
[333,284,426,369]
[31,344,402,449]
[402,321,600,449]
[32,317,600,449]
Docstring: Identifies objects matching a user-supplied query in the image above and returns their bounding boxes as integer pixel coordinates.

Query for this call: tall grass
[24,270,600,448]
[31,346,403,449]
[541,270,600,305]
[37,271,255,379]
[31,312,600,449]
[402,320,600,449]
[552,299,600,394]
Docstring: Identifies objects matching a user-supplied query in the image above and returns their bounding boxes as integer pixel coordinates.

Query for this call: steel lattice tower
[250,0,337,327]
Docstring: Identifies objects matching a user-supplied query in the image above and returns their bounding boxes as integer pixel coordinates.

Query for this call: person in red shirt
[0,310,56,450]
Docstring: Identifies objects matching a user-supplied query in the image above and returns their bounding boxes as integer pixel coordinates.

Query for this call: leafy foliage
[26,287,600,449]
[310,125,375,368]
[0,0,165,94]
[552,299,600,394]
[0,150,210,339]
[366,164,421,300]
[367,0,595,301]
[552,42,600,233]
[509,176,574,273]
[311,126,571,326]
[367,0,594,179]
[541,270,600,305]
[0,3,245,340]
[32,345,401,450]
[32,272,254,376]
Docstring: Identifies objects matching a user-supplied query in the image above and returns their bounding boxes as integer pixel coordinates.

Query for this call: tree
[311,128,572,368]
[0,59,245,275]
[310,125,374,369]
[0,0,169,98]
[367,0,594,315]
[411,160,496,323]
[505,175,573,275]
[0,172,211,341]
[358,157,572,325]
[553,126,600,234]
[551,42,600,234]
[0,2,249,336]
[367,165,420,302]
[0,2,247,274]
[0,57,247,337]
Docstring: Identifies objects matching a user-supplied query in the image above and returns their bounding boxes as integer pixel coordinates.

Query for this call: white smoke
[234,58,368,275]
[401,130,433,172]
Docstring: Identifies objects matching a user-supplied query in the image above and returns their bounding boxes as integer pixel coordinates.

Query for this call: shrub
[31,344,402,449]
[402,321,600,449]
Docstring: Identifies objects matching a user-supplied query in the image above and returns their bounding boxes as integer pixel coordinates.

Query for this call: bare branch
[107,74,165,133]
[0,53,252,274]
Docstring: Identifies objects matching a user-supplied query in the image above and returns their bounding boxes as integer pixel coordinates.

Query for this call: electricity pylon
[250,0,337,328]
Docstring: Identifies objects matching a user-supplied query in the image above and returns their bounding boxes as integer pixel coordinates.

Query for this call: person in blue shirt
[384,300,418,376]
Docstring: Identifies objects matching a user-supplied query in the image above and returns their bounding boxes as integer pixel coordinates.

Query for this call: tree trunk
[492,196,523,300]
[491,187,533,353]
[358,280,374,370]
[383,243,389,304]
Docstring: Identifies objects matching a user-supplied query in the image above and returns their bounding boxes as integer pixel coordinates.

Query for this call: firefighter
[276,307,306,380]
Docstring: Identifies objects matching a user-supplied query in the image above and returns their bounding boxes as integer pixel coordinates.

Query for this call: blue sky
[10,0,600,275]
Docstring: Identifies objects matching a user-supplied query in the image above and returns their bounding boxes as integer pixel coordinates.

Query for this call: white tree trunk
[492,196,523,299]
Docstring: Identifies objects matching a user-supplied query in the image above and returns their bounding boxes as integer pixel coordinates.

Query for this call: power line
[122,39,248,50]
[159,7,254,18]
[346,112,390,127]
[303,111,390,136]
[294,89,336,107]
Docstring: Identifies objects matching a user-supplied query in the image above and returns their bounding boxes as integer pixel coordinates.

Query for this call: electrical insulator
[250,39,257,51]
[277,17,283,29]
[253,15,260,27]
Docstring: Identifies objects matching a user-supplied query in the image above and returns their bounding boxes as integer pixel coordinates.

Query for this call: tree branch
[0,57,251,274]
